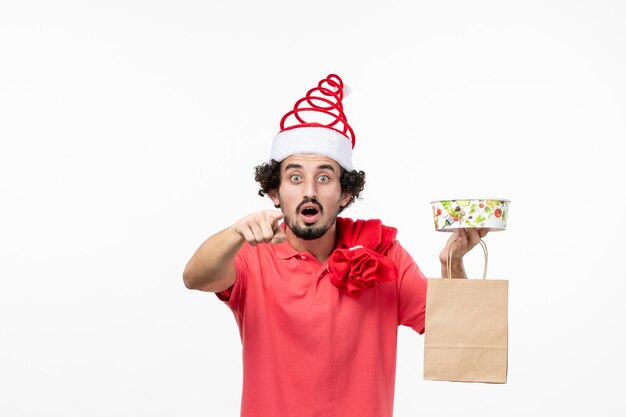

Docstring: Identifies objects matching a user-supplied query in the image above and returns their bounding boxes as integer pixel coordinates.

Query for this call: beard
[290,222,332,240]
[283,197,339,240]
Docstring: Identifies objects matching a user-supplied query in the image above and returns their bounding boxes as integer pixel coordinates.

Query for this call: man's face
[270,154,352,240]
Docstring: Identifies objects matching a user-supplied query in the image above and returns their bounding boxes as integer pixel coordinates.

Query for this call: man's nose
[303,179,317,199]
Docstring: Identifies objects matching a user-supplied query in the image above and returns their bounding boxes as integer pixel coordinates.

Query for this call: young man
[183,75,487,417]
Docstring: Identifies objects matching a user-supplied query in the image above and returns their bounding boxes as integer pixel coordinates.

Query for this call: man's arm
[183,210,286,292]
[438,228,489,278]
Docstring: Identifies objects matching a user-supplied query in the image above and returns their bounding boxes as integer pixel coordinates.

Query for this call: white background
[1,0,625,416]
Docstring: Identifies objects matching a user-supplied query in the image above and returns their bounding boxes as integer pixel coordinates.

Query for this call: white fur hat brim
[270,126,353,171]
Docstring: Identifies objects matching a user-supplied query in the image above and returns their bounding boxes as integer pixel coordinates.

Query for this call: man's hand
[234,210,287,246]
[439,228,489,278]
[183,210,287,292]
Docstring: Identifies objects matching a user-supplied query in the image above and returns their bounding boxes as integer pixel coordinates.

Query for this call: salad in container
[431,199,510,231]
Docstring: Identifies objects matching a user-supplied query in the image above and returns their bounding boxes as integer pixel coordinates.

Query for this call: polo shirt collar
[273,222,301,259]
[273,240,301,259]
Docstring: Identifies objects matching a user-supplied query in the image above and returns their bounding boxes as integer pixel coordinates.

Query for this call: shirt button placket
[313,265,329,305]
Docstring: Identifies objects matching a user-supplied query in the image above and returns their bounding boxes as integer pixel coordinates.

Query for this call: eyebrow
[284,163,303,171]
[317,164,336,172]
[283,163,336,173]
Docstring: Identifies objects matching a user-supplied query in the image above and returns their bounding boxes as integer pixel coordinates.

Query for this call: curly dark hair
[254,159,366,212]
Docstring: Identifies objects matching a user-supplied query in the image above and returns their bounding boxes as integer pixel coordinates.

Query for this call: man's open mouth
[301,207,319,216]
[298,201,323,223]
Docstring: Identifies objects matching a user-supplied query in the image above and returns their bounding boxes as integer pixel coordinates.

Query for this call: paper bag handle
[446,238,488,279]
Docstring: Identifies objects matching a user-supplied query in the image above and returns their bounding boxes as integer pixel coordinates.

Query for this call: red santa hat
[270,74,355,171]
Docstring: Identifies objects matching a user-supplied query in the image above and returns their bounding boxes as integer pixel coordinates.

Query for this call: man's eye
[318,175,330,183]
[290,175,302,182]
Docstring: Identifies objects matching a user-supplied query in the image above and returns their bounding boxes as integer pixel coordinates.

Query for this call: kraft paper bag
[424,240,508,383]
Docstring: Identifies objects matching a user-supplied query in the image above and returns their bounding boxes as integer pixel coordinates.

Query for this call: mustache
[296,198,323,214]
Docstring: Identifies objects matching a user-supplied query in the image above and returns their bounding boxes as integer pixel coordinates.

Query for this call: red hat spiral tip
[270,74,355,170]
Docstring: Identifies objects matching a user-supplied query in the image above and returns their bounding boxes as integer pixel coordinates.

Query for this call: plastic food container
[431,199,510,231]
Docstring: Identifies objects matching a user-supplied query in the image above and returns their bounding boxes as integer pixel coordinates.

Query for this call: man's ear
[268,189,280,208]
[340,192,353,208]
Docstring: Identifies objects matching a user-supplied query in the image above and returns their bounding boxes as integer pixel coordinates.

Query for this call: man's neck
[285,223,338,264]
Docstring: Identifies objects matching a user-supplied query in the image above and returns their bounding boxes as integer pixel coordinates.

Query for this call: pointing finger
[268,211,284,227]
[270,214,286,244]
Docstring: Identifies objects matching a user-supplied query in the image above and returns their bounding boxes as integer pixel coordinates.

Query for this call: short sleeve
[215,244,250,313]
[387,240,428,334]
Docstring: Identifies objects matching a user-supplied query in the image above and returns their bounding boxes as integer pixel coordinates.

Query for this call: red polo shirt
[217,233,427,417]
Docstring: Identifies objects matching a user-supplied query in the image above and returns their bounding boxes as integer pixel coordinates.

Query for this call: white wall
[1,0,624,416]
